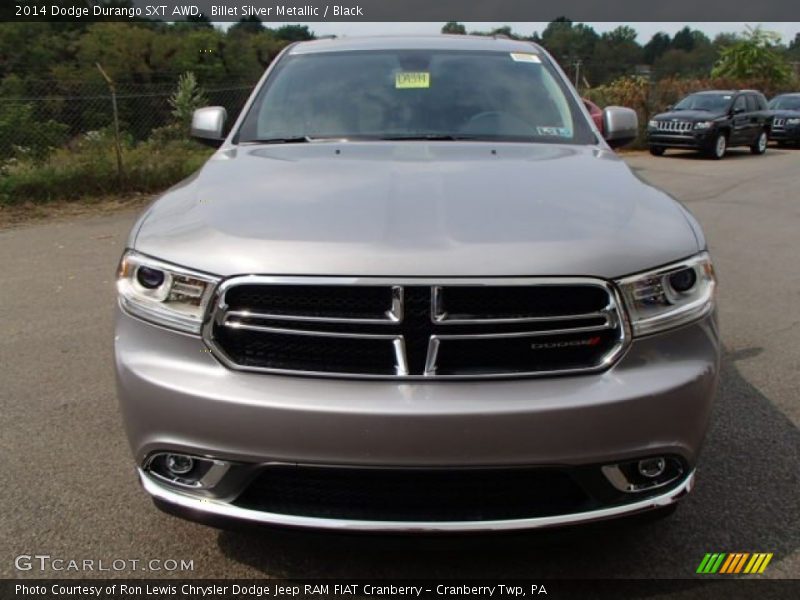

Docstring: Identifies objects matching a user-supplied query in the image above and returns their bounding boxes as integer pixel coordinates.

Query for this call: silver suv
[115,36,719,531]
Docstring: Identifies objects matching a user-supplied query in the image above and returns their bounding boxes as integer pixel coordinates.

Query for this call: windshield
[769,96,800,111]
[674,93,733,113]
[236,49,594,144]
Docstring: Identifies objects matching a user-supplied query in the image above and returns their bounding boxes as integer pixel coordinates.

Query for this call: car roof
[773,92,800,97]
[288,35,544,55]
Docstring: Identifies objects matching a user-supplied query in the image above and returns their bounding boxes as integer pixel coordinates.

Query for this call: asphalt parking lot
[1,147,798,581]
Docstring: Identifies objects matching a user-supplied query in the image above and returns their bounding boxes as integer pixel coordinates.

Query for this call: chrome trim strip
[225,309,399,325]
[393,337,409,376]
[223,320,401,340]
[601,464,684,494]
[431,321,615,340]
[210,275,620,288]
[431,285,445,322]
[424,337,441,376]
[218,282,403,325]
[388,286,404,322]
[436,311,614,325]
[140,469,694,532]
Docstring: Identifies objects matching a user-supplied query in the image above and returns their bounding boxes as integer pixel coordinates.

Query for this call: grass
[0,136,213,206]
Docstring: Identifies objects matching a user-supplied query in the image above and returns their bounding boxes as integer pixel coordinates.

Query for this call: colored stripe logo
[696,553,773,574]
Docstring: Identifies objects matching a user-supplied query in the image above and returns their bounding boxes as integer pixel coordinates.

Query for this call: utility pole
[96,62,124,188]
[573,60,582,92]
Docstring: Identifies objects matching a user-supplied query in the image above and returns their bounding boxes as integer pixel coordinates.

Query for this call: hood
[133,142,701,279]
[767,109,800,118]
[654,110,726,122]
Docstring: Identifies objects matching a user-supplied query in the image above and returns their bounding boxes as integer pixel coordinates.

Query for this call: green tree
[230,16,264,35]
[441,22,466,35]
[643,32,671,64]
[787,32,800,62]
[274,25,314,42]
[538,19,598,84]
[168,71,208,130]
[591,26,642,85]
[489,26,518,39]
[712,26,792,84]
[671,27,696,52]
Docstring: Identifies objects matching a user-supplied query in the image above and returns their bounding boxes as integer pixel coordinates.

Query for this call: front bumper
[647,130,716,150]
[770,126,800,142]
[115,307,719,529]
[141,467,695,532]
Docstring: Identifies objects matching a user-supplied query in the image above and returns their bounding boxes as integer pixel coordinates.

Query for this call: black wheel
[649,146,665,156]
[750,129,768,155]
[707,132,727,159]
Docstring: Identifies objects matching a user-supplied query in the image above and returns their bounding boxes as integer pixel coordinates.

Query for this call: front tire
[707,132,727,160]
[649,146,665,156]
[751,130,768,155]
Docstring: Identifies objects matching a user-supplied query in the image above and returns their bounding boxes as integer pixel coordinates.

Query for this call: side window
[745,95,758,112]
[733,95,747,112]
[756,94,768,110]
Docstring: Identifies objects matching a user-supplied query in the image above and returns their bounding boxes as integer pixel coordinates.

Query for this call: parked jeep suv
[115,36,719,531]
[647,90,769,159]
[768,93,800,146]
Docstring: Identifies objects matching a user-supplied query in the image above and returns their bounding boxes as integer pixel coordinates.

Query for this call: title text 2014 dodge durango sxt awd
[115,36,719,531]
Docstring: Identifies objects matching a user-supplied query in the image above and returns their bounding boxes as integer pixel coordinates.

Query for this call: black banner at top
[3,0,800,23]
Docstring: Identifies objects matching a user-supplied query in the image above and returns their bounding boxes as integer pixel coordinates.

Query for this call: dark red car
[583,98,604,134]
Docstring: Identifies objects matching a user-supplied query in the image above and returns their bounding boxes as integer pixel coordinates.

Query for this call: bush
[0,101,69,160]
[0,133,212,204]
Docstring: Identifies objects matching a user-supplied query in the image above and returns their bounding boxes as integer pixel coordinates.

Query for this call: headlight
[616,252,716,336]
[648,120,658,128]
[786,118,800,125]
[116,250,219,333]
[694,121,714,130]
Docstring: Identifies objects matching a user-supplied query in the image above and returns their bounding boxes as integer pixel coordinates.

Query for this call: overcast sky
[243,22,800,43]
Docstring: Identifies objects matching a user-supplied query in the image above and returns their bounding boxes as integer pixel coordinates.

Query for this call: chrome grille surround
[655,120,693,133]
[772,117,786,130]
[202,276,631,380]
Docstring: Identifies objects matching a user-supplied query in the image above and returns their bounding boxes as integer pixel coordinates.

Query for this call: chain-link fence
[0,80,255,160]
[0,78,257,203]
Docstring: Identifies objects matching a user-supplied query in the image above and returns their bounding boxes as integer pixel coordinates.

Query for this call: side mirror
[602,106,638,149]
[191,106,227,147]
[733,106,745,115]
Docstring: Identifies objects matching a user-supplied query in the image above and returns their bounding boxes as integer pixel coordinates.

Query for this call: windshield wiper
[241,136,340,144]
[377,134,481,141]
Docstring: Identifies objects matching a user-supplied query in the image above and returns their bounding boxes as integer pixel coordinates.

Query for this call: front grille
[206,278,627,379]
[772,117,785,130]
[233,465,593,521]
[655,120,693,133]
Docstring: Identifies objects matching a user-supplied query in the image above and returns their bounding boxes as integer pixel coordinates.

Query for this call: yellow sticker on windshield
[396,72,430,89]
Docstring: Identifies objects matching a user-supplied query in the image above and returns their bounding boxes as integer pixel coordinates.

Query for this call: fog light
[165,454,194,475]
[638,457,666,479]
[602,456,684,493]
[146,452,233,490]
